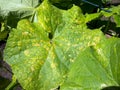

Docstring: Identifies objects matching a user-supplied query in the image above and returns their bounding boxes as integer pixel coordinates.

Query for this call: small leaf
[85,13,101,23]
[0,30,9,41]
[113,14,120,27]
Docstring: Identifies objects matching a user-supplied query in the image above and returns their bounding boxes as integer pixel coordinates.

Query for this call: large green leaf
[0,0,39,19]
[0,0,40,29]
[4,0,120,90]
[61,38,120,90]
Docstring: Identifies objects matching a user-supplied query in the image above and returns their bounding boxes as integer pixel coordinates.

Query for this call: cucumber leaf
[0,0,41,29]
[0,0,39,19]
[61,38,120,90]
[4,0,120,90]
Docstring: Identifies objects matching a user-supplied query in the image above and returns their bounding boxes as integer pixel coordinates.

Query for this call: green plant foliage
[0,30,9,41]
[4,0,112,90]
[3,0,120,90]
[0,0,39,20]
[48,0,73,9]
[111,5,120,27]
[0,0,41,30]
[47,0,104,13]
[102,0,111,3]
[0,22,9,41]
[85,13,102,23]
[61,38,120,90]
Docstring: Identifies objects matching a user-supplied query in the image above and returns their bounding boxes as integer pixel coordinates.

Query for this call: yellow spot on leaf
[70,59,74,63]
[33,43,40,47]
[27,77,32,82]
[24,50,30,56]
[22,32,29,35]
[18,41,22,46]
[67,43,71,47]
[31,66,35,72]
[51,63,56,69]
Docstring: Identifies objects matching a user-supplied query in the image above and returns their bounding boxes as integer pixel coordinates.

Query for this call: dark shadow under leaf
[101,86,120,90]
[86,16,120,37]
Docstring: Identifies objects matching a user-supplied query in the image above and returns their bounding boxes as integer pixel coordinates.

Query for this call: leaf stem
[5,75,17,90]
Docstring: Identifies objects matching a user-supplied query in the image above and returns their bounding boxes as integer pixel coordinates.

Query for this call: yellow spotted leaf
[4,0,120,90]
